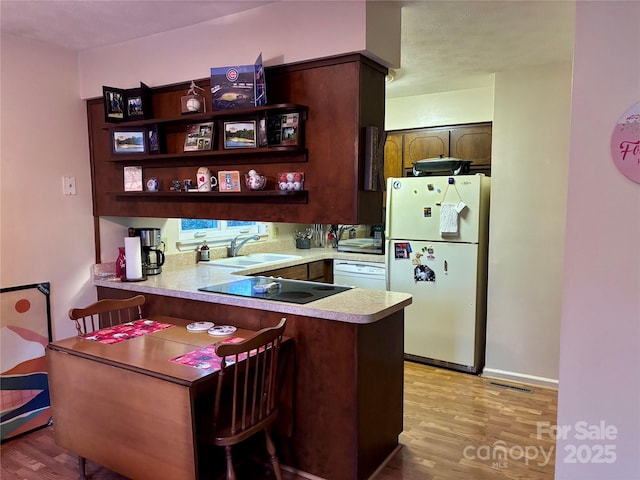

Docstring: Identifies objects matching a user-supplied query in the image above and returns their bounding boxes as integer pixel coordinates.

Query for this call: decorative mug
[197,167,218,191]
[183,179,194,191]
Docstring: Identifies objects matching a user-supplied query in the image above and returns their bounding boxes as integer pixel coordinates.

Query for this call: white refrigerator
[385,175,490,373]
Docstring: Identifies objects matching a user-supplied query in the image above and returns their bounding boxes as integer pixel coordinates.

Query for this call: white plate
[186,321,214,332]
[207,325,237,336]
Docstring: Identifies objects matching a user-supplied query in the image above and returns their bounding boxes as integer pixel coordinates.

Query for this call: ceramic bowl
[245,172,267,190]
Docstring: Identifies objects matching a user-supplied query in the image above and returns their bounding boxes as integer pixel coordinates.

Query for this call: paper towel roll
[124,236,143,279]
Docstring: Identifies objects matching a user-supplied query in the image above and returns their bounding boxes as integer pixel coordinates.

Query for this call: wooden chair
[207,318,288,480]
[68,295,146,336]
[66,295,146,479]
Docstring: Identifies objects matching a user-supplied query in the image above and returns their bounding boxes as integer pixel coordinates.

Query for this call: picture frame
[224,121,257,149]
[0,282,52,441]
[103,86,126,122]
[184,122,214,152]
[123,166,143,192]
[126,82,153,120]
[110,127,148,155]
[147,124,161,153]
[103,82,153,122]
[267,112,302,146]
[257,117,268,147]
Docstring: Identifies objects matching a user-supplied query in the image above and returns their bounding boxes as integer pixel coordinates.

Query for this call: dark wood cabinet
[449,123,492,168]
[258,260,332,283]
[87,53,387,226]
[383,132,403,183]
[402,128,450,169]
[97,286,404,480]
[383,122,492,184]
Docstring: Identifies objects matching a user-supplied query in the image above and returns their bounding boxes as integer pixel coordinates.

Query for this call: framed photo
[267,112,302,146]
[147,124,161,153]
[126,82,153,120]
[123,166,143,191]
[224,121,256,149]
[184,122,214,152]
[110,127,148,155]
[103,86,126,123]
[257,117,268,147]
[103,83,152,122]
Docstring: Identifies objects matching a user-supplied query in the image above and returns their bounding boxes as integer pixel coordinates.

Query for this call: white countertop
[93,248,411,324]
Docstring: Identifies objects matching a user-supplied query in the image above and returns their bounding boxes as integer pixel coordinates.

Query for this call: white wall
[385,86,494,130]
[78,1,401,99]
[485,62,572,385]
[1,1,401,340]
[555,2,640,478]
[0,34,96,340]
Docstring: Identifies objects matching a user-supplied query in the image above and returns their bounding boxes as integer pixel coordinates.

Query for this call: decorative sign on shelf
[218,170,241,192]
[611,100,640,184]
[210,53,266,111]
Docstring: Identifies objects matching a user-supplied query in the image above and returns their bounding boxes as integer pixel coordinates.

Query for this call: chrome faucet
[228,234,260,257]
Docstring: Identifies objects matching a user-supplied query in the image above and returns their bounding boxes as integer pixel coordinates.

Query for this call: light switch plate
[62,176,76,195]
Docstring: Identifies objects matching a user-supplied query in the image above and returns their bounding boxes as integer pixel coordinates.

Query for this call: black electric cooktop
[198,277,352,304]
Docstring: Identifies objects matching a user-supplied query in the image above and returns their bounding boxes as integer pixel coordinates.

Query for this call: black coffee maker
[134,228,165,275]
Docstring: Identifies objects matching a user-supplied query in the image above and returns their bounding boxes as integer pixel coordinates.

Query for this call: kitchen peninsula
[86,51,401,478]
[93,258,411,480]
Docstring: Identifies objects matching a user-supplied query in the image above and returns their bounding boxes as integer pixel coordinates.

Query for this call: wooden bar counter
[92,263,411,480]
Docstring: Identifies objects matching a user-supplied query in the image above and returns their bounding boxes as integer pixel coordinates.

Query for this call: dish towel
[440,203,459,235]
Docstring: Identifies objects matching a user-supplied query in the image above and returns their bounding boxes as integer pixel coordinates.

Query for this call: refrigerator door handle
[444,259,448,274]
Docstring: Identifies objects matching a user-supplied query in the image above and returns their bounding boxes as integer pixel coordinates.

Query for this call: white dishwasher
[333,260,387,290]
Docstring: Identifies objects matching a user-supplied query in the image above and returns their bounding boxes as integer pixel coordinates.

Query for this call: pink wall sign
[611,101,640,183]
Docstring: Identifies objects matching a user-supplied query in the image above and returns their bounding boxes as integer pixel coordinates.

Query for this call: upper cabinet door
[402,129,450,171]
[383,132,403,180]
[449,123,492,167]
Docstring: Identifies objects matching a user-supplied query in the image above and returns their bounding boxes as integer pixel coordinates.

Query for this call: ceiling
[0,0,574,99]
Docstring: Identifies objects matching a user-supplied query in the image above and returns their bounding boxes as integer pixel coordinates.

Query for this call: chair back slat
[68,295,145,336]
[214,318,286,438]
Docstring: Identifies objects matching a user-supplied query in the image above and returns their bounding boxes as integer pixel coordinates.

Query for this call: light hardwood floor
[1,362,557,480]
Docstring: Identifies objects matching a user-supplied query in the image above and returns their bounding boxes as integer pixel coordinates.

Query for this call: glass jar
[199,241,210,261]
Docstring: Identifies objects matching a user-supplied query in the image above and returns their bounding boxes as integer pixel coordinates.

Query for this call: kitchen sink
[203,253,301,269]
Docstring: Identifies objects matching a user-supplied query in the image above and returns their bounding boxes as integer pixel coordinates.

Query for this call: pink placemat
[170,337,248,373]
[82,319,173,345]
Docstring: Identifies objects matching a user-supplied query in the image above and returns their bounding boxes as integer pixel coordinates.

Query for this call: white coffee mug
[197,167,217,191]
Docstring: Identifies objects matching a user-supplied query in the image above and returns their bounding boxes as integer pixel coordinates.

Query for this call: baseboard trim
[482,368,559,390]
[281,444,403,480]
[281,465,326,480]
[368,444,403,479]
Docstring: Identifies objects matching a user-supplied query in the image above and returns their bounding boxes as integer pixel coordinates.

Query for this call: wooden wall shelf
[111,190,308,203]
[107,146,307,164]
[104,103,307,129]
[87,53,386,224]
